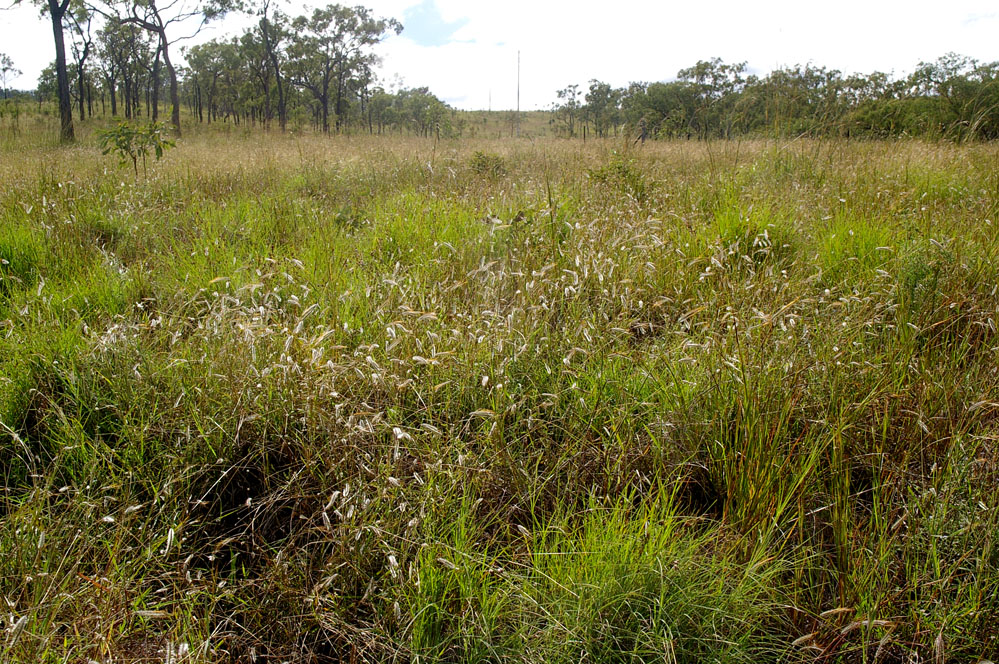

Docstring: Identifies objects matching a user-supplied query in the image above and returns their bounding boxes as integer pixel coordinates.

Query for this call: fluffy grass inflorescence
[1,129,998,663]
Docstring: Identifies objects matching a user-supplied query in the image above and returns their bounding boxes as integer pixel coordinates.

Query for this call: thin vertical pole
[516,50,521,137]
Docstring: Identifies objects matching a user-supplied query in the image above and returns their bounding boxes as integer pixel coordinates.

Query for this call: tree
[238,29,273,125]
[66,4,95,120]
[366,85,393,133]
[906,53,999,140]
[286,4,400,133]
[95,23,124,115]
[552,84,581,137]
[395,86,448,137]
[257,0,287,130]
[92,0,239,135]
[185,38,231,123]
[677,58,747,139]
[94,20,155,119]
[13,0,77,140]
[584,80,621,138]
[0,54,22,100]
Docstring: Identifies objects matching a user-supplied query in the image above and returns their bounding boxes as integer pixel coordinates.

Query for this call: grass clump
[470,150,508,178]
[818,216,893,285]
[0,223,42,300]
[587,151,649,203]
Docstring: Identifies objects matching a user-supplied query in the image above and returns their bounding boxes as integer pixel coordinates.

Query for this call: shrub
[470,151,507,178]
[97,121,175,178]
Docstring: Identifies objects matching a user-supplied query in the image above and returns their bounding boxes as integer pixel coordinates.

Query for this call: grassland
[1,125,998,663]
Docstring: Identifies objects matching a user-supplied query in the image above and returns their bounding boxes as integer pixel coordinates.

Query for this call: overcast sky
[2,0,998,110]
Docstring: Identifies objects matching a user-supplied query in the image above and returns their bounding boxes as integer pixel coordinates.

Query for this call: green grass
[1,127,998,663]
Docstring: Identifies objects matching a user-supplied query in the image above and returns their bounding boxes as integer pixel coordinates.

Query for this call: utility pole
[516,50,521,137]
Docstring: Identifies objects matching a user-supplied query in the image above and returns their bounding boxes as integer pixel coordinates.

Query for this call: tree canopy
[553,55,999,141]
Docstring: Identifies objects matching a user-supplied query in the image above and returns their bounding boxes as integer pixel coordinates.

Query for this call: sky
[2,0,998,110]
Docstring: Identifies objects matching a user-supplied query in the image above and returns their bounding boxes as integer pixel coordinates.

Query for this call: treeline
[17,0,999,144]
[553,55,999,141]
[31,3,456,137]
[21,0,458,140]
[181,7,451,137]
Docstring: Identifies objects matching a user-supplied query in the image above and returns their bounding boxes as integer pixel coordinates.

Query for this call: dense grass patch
[1,133,998,663]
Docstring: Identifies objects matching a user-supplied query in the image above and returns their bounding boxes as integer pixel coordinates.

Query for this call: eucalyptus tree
[677,58,747,139]
[185,38,230,123]
[366,85,394,133]
[619,81,693,138]
[91,0,240,135]
[552,84,580,137]
[238,29,273,125]
[122,21,155,117]
[395,86,447,136]
[584,80,621,137]
[95,19,129,115]
[66,4,95,119]
[13,0,78,139]
[907,53,999,139]
[285,4,400,133]
[256,0,288,129]
[0,54,22,100]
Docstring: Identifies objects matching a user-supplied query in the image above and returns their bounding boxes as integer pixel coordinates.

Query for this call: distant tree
[584,80,621,138]
[113,21,155,118]
[907,53,999,140]
[620,81,692,138]
[91,0,240,135]
[95,22,124,115]
[285,4,400,133]
[677,58,747,138]
[552,84,581,137]
[12,0,78,140]
[66,5,95,120]
[366,85,394,133]
[0,54,22,100]
[185,38,234,123]
[238,29,273,125]
[256,0,288,130]
[396,86,448,137]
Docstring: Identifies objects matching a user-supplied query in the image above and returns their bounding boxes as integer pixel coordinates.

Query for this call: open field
[2,130,999,662]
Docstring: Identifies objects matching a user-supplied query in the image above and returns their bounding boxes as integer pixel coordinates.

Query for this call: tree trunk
[76,35,91,121]
[260,17,285,131]
[151,44,162,122]
[334,69,346,132]
[77,62,86,120]
[158,31,180,134]
[48,0,75,142]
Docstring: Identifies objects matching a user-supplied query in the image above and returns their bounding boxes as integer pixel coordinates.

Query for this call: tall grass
[1,128,998,662]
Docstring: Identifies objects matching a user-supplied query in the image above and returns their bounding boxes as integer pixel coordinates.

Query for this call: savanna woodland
[2,0,999,661]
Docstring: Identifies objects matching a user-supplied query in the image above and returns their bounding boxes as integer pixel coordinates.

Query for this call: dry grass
[1,126,998,662]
